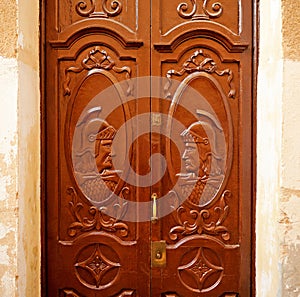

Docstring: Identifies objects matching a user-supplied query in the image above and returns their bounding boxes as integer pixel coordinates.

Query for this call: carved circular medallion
[74,243,121,289]
[178,247,223,292]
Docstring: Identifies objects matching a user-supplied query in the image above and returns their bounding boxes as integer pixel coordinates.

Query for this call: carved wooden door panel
[42,0,254,296]
[43,1,152,296]
[149,0,254,296]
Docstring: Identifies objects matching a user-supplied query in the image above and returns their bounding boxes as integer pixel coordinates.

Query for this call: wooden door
[42,0,255,296]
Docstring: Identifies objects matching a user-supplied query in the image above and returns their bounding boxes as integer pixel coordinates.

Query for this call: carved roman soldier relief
[177,111,225,207]
[72,107,121,204]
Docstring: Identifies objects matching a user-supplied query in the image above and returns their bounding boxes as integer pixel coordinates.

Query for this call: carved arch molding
[42,0,255,296]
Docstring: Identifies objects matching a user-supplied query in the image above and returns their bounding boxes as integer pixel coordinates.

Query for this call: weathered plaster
[282,0,300,60]
[18,0,39,70]
[278,59,300,296]
[0,57,18,297]
[0,0,17,58]
[279,189,300,296]
[256,0,282,296]
[0,0,40,296]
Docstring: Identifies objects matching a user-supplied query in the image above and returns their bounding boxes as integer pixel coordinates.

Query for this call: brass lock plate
[151,240,166,268]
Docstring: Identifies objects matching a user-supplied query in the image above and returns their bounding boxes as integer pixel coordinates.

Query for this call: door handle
[151,193,158,223]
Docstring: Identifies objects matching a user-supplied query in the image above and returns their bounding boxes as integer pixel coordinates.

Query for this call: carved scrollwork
[67,187,129,237]
[103,0,123,17]
[169,190,231,241]
[63,47,132,96]
[177,0,223,20]
[75,0,122,18]
[165,49,236,99]
[76,0,96,17]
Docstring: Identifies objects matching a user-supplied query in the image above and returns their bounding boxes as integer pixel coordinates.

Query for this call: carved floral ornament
[165,49,236,99]
[169,190,231,241]
[76,0,122,18]
[177,0,223,20]
[63,47,132,97]
[67,187,129,237]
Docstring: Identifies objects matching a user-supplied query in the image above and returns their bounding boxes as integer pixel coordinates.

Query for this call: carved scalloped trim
[154,23,248,53]
[50,20,143,49]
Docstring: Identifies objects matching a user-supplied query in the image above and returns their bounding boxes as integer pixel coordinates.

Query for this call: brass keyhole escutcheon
[151,241,166,267]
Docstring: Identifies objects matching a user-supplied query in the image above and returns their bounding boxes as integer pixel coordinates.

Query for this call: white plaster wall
[256,0,282,296]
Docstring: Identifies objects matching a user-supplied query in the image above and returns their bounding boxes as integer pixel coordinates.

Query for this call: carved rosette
[67,187,129,237]
[169,190,231,241]
[178,247,223,292]
[63,47,132,96]
[75,243,120,288]
[165,49,236,99]
[76,0,122,18]
[177,0,223,20]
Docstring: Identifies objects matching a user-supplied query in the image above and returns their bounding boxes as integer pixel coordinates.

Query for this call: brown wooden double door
[43,0,254,296]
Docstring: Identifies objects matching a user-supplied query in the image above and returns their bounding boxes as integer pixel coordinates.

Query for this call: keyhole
[156,250,162,259]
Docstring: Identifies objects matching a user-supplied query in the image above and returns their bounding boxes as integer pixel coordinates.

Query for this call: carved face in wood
[181,142,200,175]
[95,139,114,173]
[181,121,213,178]
[178,119,225,206]
[95,123,117,174]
